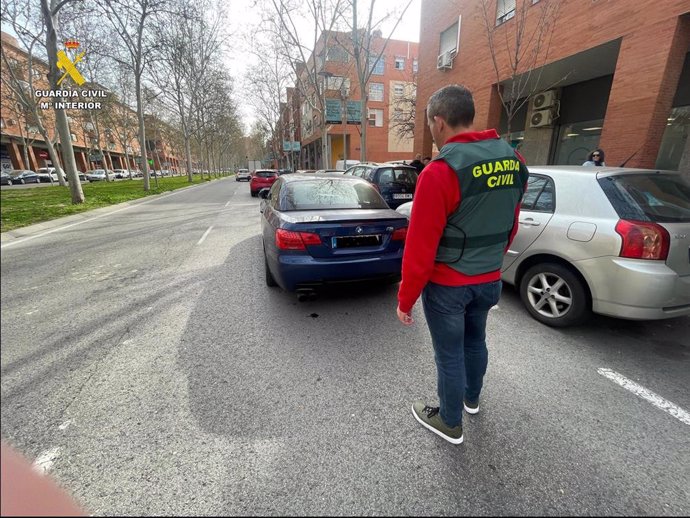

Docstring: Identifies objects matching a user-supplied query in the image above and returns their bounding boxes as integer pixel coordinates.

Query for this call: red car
[250,170,279,197]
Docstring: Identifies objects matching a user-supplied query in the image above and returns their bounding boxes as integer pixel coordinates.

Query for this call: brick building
[1,31,185,174]
[295,30,419,169]
[415,0,690,170]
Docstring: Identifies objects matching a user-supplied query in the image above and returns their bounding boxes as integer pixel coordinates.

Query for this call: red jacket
[397,129,524,314]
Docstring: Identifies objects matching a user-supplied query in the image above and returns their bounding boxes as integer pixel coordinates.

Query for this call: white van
[335,159,360,170]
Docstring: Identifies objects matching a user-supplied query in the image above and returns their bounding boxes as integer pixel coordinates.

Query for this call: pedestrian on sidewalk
[583,149,606,166]
[396,84,529,444]
[409,153,425,174]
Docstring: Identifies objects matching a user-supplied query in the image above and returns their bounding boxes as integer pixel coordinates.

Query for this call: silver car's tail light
[615,220,670,260]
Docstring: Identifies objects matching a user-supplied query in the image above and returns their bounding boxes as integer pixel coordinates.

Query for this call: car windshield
[256,171,276,178]
[280,179,389,211]
[599,174,690,223]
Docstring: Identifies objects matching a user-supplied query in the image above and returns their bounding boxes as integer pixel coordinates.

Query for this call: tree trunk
[135,74,149,191]
[41,0,83,200]
[185,136,193,182]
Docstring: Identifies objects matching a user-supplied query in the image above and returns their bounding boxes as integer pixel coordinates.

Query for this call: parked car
[1,172,12,185]
[260,174,408,298]
[86,169,110,182]
[396,166,690,327]
[344,163,418,209]
[250,169,279,196]
[64,170,88,182]
[314,169,345,175]
[295,169,317,174]
[9,170,40,184]
[112,169,130,179]
[335,159,360,170]
[36,167,58,182]
[236,168,251,181]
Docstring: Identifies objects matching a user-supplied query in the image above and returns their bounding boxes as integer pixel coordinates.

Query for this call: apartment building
[0,31,185,174]
[415,0,689,170]
[295,30,419,169]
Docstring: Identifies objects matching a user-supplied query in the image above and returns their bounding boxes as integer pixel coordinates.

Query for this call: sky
[224,0,423,131]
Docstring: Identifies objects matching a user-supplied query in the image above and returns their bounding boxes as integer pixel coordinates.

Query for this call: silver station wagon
[397,166,690,327]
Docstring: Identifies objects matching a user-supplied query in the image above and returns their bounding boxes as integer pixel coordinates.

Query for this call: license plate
[393,193,413,199]
[332,235,381,248]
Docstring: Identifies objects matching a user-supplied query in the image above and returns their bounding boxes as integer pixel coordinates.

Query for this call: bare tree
[389,76,416,142]
[39,0,86,198]
[150,0,225,182]
[1,0,74,188]
[336,0,415,161]
[98,0,171,191]
[243,37,292,172]
[479,0,563,139]
[260,0,347,168]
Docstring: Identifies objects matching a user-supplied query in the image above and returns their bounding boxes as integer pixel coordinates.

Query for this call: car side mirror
[259,188,270,199]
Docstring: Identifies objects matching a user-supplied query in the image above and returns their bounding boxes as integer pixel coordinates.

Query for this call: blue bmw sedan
[260,174,408,297]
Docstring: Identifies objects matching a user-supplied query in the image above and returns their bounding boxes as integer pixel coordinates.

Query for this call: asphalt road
[1,178,688,516]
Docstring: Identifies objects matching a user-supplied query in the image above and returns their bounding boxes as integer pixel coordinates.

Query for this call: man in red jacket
[396,84,529,444]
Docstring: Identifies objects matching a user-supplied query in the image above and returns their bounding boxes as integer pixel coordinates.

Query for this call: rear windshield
[598,174,690,223]
[256,171,277,178]
[377,167,417,186]
[280,179,388,211]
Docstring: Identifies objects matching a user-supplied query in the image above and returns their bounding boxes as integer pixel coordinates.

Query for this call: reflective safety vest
[433,138,529,276]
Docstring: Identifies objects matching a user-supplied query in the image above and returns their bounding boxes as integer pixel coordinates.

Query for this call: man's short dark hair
[427,84,475,128]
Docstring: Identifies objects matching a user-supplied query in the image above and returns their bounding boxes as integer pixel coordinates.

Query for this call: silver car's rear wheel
[520,263,589,327]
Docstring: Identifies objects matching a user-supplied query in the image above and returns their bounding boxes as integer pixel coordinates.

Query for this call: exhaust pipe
[297,289,316,302]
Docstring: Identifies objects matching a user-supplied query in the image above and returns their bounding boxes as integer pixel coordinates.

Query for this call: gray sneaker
[463,399,479,415]
[411,400,463,444]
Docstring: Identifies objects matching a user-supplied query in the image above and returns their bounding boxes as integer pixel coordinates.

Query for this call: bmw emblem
[356,226,363,234]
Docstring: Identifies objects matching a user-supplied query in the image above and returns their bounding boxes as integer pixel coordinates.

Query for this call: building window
[370,56,385,75]
[394,57,405,70]
[368,108,383,127]
[70,133,77,142]
[369,82,384,102]
[327,76,350,92]
[656,105,690,170]
[496,0,516,25]
[326,45,349,62]
[440,21,458,55]
[412,59,418,73]
[393,84,405,98]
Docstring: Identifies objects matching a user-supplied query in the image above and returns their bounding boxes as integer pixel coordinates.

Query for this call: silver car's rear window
[598,174,690,223]
[280,180,388,211]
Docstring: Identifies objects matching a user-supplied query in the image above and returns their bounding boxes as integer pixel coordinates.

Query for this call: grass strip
[1,175,224,232]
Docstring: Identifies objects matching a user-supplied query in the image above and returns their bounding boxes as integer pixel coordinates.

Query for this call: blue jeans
[421,280,502,427]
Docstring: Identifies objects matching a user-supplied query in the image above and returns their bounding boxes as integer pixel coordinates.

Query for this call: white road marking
[33,447,61,474]
[25,310,38,315]
[224,200,231,207]
[1,182,210,249]
[598,368,690,426]
[197,226,213,245]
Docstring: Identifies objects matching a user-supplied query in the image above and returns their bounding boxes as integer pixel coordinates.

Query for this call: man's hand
[397,306,414,326]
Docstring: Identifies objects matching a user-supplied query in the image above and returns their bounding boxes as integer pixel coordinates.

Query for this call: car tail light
[615,220,669,260]
[275,229,322,250]
[392,227,407,241]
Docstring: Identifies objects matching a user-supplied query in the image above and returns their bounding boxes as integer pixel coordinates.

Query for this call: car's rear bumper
[272,252,403,292]
[577,256,690,320]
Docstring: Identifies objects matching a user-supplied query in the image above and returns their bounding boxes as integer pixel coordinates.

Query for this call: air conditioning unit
[531,90,557,110]
[437,50,454,70]
[529,109,553,128]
